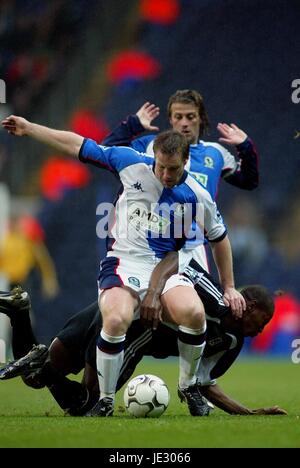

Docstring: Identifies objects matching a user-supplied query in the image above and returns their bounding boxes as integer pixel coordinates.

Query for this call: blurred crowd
[0,0,96,115]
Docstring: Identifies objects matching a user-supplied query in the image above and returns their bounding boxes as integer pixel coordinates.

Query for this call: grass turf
[0,357,299,448]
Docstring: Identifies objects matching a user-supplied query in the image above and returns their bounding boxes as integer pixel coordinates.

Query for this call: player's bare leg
[86,287,138,417]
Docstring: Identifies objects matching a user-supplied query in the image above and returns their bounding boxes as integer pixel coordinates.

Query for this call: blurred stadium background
[0,0,299,359]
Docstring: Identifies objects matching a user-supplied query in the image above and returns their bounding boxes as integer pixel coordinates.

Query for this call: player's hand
[252,406,288,416]
[1,115,30,136]
[217,123,247,146]
[136,102,160,132]
[140,290,162,330]
[223,287,246,319]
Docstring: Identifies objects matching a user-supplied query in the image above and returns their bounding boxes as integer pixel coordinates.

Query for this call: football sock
[96,330,126,399]
[11,312,38,359]
[96,330,126,401]
[41,362,90,414]
[177,323,206,389]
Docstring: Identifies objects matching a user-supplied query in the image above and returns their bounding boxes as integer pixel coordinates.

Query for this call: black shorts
[55,300,179,386]
[55,259,229,383]
[54,294,235,389]
[56,301,100,374]
[183,258,229,318]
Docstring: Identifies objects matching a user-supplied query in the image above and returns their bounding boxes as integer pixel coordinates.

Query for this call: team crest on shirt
[204,156,214,168]
[190,172,208,187]
[128,277,140,288]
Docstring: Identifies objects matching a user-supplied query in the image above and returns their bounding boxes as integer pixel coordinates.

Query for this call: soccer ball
[123,374,170,418]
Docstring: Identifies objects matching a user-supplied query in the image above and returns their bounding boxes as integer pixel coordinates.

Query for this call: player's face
[169,103,201,144]
[154,151,187,188]
[242,308,272,337]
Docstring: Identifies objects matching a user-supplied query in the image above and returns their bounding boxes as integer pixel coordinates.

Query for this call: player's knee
[103,312,131,335]
[21,374,46,389]
[180,301,205,328]
[187,307,205,328]
[100,288,135,334]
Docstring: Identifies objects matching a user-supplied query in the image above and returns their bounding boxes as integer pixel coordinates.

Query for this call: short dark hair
[241,285,275,318]
[153,130,190,161]
[167,89,210,138]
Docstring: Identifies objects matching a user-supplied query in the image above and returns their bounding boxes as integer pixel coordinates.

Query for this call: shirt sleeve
[197,334,244,385]
[222,138,259,190]
[219,144,238,173]
[102,114,145,146]
[101,115,156,158]
[79,138,143,174]
[195,188,227,243]
[130,135,155,154]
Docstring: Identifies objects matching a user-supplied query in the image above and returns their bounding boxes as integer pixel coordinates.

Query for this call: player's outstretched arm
[136,102,160,131]
[1,115,84,157]
[210,236,246,318]
[251,406,288,415]
[218,122,259,190]
[102,102,159,147]
[201,384,287,415]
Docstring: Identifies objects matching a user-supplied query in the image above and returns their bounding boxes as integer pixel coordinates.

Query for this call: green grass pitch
[0,357,299,448]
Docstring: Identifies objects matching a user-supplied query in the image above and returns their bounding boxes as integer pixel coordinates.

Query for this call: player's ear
[247,300,257,312]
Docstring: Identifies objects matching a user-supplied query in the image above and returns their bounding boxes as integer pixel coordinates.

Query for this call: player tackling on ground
[0,255,286,417]
[2,115,245,417]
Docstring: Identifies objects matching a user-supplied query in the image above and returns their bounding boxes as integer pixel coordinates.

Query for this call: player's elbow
[64,140,83,158]
[64,133,84,158]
